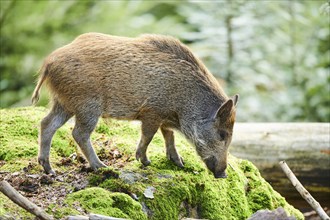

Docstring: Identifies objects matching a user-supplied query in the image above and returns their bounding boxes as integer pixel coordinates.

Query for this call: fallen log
[0,180,53,220]
[231,123,330,208]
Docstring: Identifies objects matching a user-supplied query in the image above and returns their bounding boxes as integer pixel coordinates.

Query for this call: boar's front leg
[135,118,160,166]
[39,101,73,175]
[72,112,106,170]
[161,126,184,168]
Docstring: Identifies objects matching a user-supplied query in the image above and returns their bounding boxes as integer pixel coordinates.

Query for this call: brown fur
[32,33,238,178]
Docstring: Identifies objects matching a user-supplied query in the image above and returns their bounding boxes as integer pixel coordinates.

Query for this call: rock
[119,171,143,184]
[248,207,296,220]
[143,186,155,199]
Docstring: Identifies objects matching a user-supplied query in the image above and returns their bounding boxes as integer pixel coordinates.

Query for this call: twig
[0,180,53,220]
[279,161,330,220]
[228,162,236,172]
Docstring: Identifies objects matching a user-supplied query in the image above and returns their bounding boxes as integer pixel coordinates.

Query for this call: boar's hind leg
[160,126,184,168]
[39,101,73,175]
[72,113,106,170]
[135,119,160,166]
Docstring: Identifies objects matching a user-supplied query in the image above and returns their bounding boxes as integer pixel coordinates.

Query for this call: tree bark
[231,123,329,171]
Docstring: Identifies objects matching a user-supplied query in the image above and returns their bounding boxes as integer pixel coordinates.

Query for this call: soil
[1,161,89,214]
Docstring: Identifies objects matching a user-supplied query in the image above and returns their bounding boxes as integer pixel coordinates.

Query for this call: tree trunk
[225,14,234,84]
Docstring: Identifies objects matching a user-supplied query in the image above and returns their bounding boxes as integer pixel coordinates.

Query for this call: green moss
[0,195,5,215]
[0,107,75,164]
[95,119,140,138]
[100,178,131,192]
[111,192,146,218]
[88,167,121,186]
[0,194,34,219]
[62,187,147,220]
[89,173,104,186]
[0,159,36,172]
[48,204,80,219]
[239,160,303,218]
[0,107,304,220]
[95,122,111,135]
[0,108,42,161]
[145,176,199,219]
[52,133,75,157]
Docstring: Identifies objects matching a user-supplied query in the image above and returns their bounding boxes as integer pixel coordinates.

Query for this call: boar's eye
[219,130,228,140]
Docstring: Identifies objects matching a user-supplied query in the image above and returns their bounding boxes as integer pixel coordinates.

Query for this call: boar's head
[194,95,238,178]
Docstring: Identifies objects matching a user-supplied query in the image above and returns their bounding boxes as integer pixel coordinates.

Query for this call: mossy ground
[0,107,304,220]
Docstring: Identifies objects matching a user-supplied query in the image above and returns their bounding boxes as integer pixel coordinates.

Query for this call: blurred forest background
[0,0,329,122]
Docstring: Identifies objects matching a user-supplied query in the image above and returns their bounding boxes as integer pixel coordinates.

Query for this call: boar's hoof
[90,162,107,171]
[43,168,56,176]
[170,156,184,168]
[136,157,151,166]
[38,157,55,175]
[48,169,56,176]
[167,150,184,168]
[140,159,151,166]
[135,151,151,166]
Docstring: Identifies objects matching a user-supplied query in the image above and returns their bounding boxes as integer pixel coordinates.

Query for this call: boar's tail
[31,62,49,105]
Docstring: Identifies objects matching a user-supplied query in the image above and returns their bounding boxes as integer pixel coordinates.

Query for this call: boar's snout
[214,170,227,179]
[204,156,227,179]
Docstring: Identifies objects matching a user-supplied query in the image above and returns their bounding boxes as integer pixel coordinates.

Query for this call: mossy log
[231,123,330,209]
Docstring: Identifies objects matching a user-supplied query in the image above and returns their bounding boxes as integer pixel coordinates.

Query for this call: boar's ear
[232,94,239,107]
[214,99,234,120]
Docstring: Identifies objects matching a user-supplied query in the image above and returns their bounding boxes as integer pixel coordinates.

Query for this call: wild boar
[32,33,238,178]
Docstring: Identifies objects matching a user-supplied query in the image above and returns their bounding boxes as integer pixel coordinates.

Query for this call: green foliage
[0,107,41,161]
[178,0,329,122]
